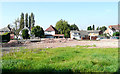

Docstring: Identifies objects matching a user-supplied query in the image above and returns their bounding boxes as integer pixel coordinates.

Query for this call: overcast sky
[0,1,118,30]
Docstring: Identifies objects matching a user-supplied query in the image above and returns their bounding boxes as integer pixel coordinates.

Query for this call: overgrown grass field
[2,45,118,73]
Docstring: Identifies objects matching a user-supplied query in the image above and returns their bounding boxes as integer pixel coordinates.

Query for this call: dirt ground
[1,39,119,53]
[25,39,119,49]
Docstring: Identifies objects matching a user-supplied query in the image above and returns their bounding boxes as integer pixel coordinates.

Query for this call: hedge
[0,32,10,42]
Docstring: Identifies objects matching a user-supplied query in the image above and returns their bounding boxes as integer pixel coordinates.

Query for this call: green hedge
[0,32,10,42]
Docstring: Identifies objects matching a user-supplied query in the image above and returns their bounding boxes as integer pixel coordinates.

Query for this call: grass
[1,45,118,73]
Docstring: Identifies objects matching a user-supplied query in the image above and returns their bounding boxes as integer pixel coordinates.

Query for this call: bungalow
[104,25,120,36]
[45,25,64,38]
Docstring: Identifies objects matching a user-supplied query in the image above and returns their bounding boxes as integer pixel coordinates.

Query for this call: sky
[0,2,118,30]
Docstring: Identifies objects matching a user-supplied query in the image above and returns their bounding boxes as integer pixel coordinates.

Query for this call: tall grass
[2,46,118,72]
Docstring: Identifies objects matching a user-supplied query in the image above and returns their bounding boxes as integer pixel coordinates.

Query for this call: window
[74,33,77,35]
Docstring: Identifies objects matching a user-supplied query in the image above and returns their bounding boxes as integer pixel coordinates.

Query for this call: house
[87,30,101,40]
[70,30,101,40]
[0,27,10,35]
[0,27,15,40]
[18,26,31,39]
[45,25,64,38]
[104,25,120,36]
[70,30,89,40]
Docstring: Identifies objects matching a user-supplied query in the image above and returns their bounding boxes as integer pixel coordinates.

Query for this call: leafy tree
[25,13,28,27]
[31,12,35,28]
[70,24,79,31]
[55,19,70,38]
[22,29,29,39]
[113,32,120,36]
[31,26,44,38]
[92,24,95,30]
[20,13,24,30]
[87,26,92,30]
[100,26,107,32]
[29,15,31,29]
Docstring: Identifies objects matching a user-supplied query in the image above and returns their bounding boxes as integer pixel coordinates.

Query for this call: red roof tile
[45,25,58,32]
[109,25,120,30]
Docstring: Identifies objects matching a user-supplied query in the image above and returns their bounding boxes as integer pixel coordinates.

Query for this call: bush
[0,32,10,42]
[22,29,29,39]
[113,32,120,36]
[31,26,44,38]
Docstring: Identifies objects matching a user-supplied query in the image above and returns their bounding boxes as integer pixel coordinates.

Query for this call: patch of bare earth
[25,39,118,49]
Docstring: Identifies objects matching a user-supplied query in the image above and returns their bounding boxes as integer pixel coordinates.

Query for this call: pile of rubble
[2,40,23,47]
[2,38,75,47]
[42,38,68,43]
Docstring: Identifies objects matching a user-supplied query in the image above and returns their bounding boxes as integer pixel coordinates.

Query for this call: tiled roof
[0,27,10,32]
[45,25,58,32]
[109,25,120,30]
[70,30,88,35]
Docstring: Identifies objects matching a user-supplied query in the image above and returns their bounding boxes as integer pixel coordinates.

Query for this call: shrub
[22,29,29,39]
[113,32,120,36]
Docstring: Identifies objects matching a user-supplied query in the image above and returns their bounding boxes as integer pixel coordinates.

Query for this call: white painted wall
[19,27,31,35]
[108,28,114,36]
[45,31,55,35]
[71,32,81,40]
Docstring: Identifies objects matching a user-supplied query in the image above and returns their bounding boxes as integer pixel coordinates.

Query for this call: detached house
[0,27,15,40]
[0,27,10,35]
[70,30,101,40]
[104,25,120,36]
[70,30,89,40]
[18,26,31,39]
[45,25,64,38]
[87,30,101,40]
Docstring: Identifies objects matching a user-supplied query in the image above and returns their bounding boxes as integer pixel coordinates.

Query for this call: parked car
[96,37,100,40]
[96,37,103,40]
[110,36,119,39]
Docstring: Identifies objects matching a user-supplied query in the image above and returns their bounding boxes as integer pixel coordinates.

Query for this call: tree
[29,15,31,29]
[92,24,95,30]
[14,18,20,40]
[55,19,70,38]
[31,26,44,38]
[100,26,107,32]
[22,29,29,39]
[20,13,24,30]
[25,13,28,27]
[113,32,120,36]
[70,24,79,31]
[96,26,100,30]
[87,26,92,30]
[31,12,35,28]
